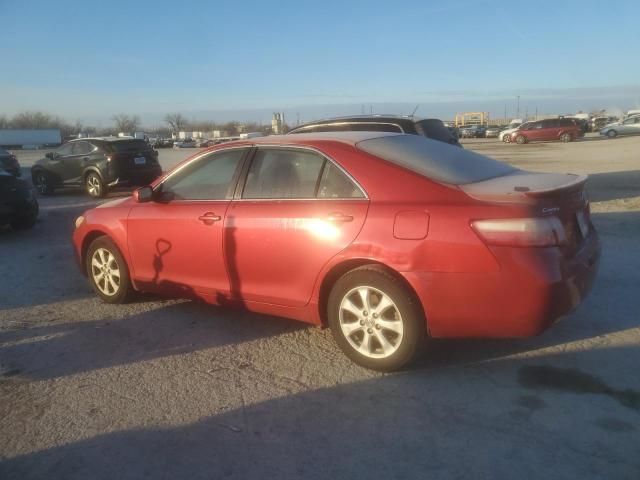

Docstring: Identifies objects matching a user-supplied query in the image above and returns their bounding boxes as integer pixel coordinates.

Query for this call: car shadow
[586,170,640,202]
[1,341,639,480]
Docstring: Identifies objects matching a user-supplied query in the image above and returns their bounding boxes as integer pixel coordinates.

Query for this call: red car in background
[510,118,581,144]
[72,132,600,370]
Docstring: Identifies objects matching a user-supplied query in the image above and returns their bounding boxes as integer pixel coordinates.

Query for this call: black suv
[31,137,162,198]
[288,115,462,147]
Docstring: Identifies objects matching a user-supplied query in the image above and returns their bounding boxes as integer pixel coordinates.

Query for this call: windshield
[356,134,517,185]
[415,119,458,143]
[104,139,152,153]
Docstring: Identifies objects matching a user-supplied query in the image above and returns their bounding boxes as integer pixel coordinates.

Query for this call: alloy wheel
[87,175,102,197]
[339,286,404,359]
[90,248,121,296]
[35,173,48,194]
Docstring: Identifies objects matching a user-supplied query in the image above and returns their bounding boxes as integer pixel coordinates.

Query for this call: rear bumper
[404,230,601,338]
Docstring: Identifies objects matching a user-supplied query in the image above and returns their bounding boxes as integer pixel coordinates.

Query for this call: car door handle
[83,157,90,161]
[326,212,354,223]
[198,212,221,224]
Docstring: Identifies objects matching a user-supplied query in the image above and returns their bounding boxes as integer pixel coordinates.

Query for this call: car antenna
[409,104,420,118]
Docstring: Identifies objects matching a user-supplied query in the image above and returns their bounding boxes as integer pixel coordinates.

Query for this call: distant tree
[11,111,56,129]
[0,115,9,128]
[164,113,188,132]
[112,114,140,133]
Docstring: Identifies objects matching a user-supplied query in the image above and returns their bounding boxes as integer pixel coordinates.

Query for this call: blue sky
[1,0,639,126]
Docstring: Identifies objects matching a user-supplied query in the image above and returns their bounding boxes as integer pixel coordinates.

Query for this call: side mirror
[133,186,154,203]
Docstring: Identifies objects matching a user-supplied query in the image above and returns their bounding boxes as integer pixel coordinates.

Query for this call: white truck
[0,129,62,148]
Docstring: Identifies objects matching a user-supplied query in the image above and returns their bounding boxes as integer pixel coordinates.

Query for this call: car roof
[69,136,144,142]
[247,131,402,146]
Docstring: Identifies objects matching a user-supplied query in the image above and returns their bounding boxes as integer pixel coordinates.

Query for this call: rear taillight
[471,217,567,247]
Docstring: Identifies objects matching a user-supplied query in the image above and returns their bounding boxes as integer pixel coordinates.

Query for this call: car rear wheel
[85,172,106,198]
[560,132,572,142]
[515,135,527,144]
[328,266,425,371]
[86,236,133,303]
[33,171,54,195]
[606,130,617,138]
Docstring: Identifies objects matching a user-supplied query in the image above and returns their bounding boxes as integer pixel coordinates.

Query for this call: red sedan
[72,132,600,370]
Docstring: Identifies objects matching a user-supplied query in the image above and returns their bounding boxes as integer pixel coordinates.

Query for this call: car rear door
[127,147,247,300]
[226,146,369,307]
[67,141,93,183]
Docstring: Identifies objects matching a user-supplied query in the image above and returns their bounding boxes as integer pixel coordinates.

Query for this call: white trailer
[0,129,62,148]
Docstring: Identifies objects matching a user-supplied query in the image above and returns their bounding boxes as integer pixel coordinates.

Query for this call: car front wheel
[33,171,54,195]
[606,130,617,138]
[502,135,511,143]
[328,266,425,371]
[86,236,133,303]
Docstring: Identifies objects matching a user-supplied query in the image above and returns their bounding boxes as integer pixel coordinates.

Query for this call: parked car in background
[173,139,197,148]
[72,132,599,371]
[152,138,174,148]
[459,125,486,138]
[600,115,640,138]
[484,125,505,138]
[288,115,462,147]
[0,167,38,230]
[510,118,580,144]
[196,139,216,148]
[590,116,617,132]
[31,137,162,198]
[0,148,21,177]
[499,120,524,142]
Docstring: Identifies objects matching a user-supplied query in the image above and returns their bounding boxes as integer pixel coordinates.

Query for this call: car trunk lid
[461,171,591,256]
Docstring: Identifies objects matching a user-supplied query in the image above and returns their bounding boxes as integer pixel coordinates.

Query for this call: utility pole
[504,104,507,123]
[516,95,520,118]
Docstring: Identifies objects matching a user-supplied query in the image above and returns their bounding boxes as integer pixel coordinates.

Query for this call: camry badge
[542,207,560,214]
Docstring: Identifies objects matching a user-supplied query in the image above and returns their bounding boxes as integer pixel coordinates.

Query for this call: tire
[515,135,527,144]
[502,135,511,143]
[32,170,54,195]
[327,265,425,371]
[85,172,107,198]
[86,236,133,304]
[606,130,617,138]
[560,132,572,143]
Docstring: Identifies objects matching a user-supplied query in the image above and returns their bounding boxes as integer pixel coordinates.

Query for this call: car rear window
[104,140,152,153]
[356,134,517,185]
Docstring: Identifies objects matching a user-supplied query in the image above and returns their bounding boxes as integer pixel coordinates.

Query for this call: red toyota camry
[72,132,600,370]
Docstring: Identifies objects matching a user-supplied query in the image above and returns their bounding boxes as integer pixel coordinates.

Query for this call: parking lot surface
[1,136,639,479]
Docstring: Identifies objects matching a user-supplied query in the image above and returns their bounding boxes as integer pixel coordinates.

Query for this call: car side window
[160,149,245,200]
[72,142,93,155]
[318,161,365,199]
[55,143,74,156]
[243,149,325,199]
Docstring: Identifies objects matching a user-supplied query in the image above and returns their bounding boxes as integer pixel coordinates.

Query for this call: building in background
[272,112,285,134]
[454,112,489,127]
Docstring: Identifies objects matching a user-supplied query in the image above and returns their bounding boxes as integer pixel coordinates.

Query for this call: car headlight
[75,215,85,229]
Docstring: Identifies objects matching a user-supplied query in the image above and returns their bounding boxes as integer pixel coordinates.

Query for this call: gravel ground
[1,135,639,479]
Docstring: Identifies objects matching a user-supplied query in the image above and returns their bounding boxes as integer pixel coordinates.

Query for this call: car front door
[67,141,93,183]
[620,116,640,135]
[225,146,369,307]
[45,143,74,183]
[127,147,247,301]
